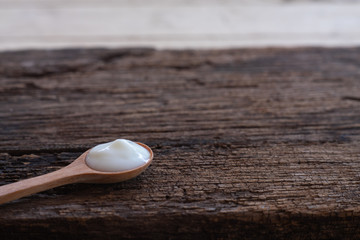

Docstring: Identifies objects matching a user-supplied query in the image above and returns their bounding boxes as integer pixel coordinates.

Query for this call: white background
[1,0,360,50]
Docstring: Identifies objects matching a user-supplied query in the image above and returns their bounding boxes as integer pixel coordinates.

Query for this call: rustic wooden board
[1,47,360,239]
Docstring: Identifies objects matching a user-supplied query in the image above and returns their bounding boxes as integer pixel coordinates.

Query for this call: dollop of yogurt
[86,139,151,172]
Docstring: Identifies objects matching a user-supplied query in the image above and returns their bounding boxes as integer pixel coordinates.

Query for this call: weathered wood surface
[1,47,360,239]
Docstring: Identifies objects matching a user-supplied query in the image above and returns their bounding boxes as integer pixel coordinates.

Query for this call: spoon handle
[0,164,85,205]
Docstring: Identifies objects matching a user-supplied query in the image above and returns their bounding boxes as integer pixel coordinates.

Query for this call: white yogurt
[86,139,151,172]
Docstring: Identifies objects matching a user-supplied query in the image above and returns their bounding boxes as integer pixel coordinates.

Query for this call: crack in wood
[342,96,360,102]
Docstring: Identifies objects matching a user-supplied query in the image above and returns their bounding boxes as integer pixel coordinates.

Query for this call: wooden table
[1,48,360,239]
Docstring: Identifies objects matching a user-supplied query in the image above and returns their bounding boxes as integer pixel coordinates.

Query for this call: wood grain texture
[1,47,360,239]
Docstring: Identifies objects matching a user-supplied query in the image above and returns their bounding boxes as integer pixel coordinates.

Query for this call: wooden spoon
[0,142,153,205]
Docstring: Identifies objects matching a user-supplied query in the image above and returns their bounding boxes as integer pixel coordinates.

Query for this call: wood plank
[1,47,360,238]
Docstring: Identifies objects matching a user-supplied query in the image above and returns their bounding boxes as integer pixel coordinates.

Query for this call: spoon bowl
[77,142,153,183]
[0,142,153,204]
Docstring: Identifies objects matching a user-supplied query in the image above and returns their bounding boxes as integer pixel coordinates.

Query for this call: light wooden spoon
[0,142,153,205]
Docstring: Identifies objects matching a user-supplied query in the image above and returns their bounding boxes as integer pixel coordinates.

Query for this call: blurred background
[1,0,360,50]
